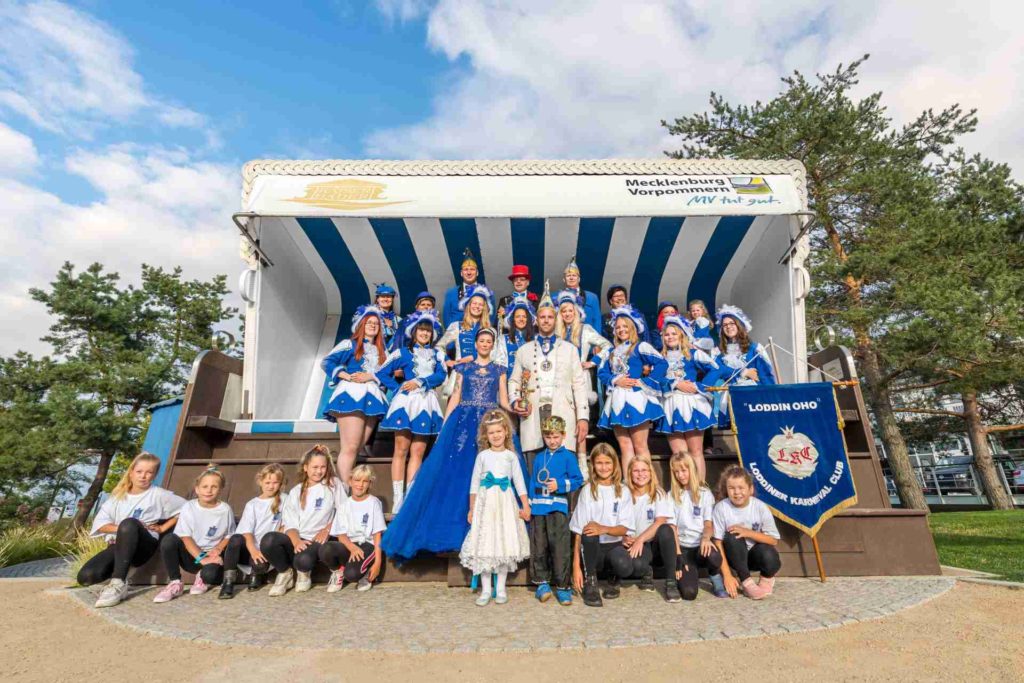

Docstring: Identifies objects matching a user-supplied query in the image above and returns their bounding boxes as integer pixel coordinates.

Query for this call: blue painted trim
[630,216,683,329]
[686,216,756,318]
[250,421,296,434]
[368,218,428,315]
[574,217,616,300]
[510,218,545,290]
[439,218,485,284]
[296,217,369,417]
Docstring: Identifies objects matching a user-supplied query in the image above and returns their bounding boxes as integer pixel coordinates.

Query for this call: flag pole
[811,535,826,583]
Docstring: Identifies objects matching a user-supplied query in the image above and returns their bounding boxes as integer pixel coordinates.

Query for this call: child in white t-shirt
[712,465,781,600]
[668,451,725,600]
[153,465,236,603]
[571,443,635,608]
[218,463,288,598]
[320,464,387,592]
[623,456,678,601]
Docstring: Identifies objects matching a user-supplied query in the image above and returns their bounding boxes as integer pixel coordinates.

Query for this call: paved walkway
[0,557,71,578]
[63,576,954,653]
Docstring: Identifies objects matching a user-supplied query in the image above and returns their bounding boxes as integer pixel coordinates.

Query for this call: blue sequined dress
[382,360,508,563]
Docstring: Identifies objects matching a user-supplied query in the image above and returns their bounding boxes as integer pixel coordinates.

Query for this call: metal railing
[884,455,1024,507]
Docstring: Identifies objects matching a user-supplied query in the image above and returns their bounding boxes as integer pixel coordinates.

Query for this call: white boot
[392,479,405,514]
[295,570,313,593]
[269,568,295,597]
[475,574,493,606]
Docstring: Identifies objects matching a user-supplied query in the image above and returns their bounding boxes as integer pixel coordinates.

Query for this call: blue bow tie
[481,472,510,491]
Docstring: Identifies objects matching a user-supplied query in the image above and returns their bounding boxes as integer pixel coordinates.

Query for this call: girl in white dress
[460,409,531,606]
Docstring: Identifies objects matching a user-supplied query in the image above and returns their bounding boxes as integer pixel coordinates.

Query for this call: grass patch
[0,523,69,568]
[66,528,108,584]
[929,510,1024,583]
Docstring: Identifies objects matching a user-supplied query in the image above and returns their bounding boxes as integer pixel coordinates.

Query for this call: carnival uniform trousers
[529,512,572,589]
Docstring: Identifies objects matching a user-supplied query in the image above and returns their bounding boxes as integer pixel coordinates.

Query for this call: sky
[1,0,1021,356]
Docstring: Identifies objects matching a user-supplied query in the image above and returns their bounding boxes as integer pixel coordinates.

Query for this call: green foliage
[929,510,1024,582]
[0,522,70,568]
[66,527,108,585]
[0,261,236,528]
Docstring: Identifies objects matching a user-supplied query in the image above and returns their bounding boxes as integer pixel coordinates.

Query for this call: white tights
[479,569,509,597]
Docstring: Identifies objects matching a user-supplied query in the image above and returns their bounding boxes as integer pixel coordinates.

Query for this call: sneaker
[535,583,553,603]
[475,591,492,606]
[268,568,295,597]
[602,575,621,600]
[741,577,768,600]
[153,580,183,604]
[188,575,208,595]
[295,571,313,593]
[555,588,573,606]
[357,578,372,592]
[710,573,729,598]
[95,579,128,608]
[582,576,602,607]
[638,571,656,592]
[326,569,344,593]
[494,591,508,605]
[758,575,776,597]
[665,581,682,603]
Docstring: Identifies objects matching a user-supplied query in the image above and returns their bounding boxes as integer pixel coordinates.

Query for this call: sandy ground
[3,579,1022,683]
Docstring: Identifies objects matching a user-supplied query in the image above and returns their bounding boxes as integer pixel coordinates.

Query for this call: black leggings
[77,518,160,585]
[676,544,723,600]
[580,535,632,580]
[318,540,376,582]
[159,533,225,585]
[628,525,678,578]
[720,532,781,582]
[259,531,324,573]
[223,533,272,573]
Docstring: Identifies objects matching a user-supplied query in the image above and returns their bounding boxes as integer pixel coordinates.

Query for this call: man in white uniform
[509,284,590,470]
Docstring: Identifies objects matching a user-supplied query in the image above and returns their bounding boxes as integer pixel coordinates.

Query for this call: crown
[541,415,566,433]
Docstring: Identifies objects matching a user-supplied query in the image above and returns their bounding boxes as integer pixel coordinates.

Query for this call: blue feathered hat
[555,289,586,321]
[503,298,537,328]
[609,304,647,336]
[351,305,385,334]
[374,282,397,298]
[716,304,752,333]
[458,283,493,311]
[660,314,695,342]
[402,309,443,343]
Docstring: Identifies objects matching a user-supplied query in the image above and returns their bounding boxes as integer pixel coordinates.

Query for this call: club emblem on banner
[768,426,819,480]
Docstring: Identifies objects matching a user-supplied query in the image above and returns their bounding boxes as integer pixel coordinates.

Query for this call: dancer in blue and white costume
[495,298,535,377]
[657,315,720,481]
[322,305,389,484]
[711,304,777,429]
[374,283,402,351]
[376,311,448,514]
[554,289,610,406]
[687,299,718,356]
[436,283,494,399]
[598,305,668,474]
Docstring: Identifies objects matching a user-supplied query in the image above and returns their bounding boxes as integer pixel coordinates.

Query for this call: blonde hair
[555,301,583,347]
[660,324,693,361]
[110,452,161,500]
[297,444,339,508]
[461,298,491,331]
[350,464,376,483]
[194,464,225,488]
[477,409,514,451]
[614,316,641,359]
[587,443,623,500]
[669,451,705,505]
[687,299,713,330]
[627,456,663,503]
[256,463,286,515]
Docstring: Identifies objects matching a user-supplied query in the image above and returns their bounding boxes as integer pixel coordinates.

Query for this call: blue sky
[1,0,1021,356]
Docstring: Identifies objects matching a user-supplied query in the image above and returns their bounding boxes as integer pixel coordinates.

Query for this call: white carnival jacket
[508,338,589,452]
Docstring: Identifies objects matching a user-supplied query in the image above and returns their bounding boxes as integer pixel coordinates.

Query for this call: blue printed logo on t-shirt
[753,522,762,532]
[646,509,654,521]
[693,506,701,516]
[361,513,369,525]
[131,507,143,519]
[612,501,619,514]
[206,525,218,538]
[273,512,281,521]
[315,497,324,509]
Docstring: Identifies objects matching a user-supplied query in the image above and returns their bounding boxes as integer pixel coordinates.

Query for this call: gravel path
[65,576,954,653]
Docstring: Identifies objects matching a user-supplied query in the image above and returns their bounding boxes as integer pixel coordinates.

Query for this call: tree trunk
[71,451,114,530]
[859,346,930,511]
[962,391,1014,510]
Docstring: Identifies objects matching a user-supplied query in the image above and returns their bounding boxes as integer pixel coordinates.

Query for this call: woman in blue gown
[382,326,518,563]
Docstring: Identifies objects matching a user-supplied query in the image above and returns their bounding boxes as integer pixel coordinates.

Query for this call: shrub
[65,528,108,585]
[0,524,67,568]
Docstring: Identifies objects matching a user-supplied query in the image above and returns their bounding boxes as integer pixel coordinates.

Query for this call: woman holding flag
[710,305,776,429]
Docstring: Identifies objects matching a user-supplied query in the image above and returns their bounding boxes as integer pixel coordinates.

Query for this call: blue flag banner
[729,383,858,536]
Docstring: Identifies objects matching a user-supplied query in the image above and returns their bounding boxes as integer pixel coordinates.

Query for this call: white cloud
[0,147,241,356]
[374,0,433,22]
[0,0,206,136]
[366,0,1024,174]
[0,121,38,175]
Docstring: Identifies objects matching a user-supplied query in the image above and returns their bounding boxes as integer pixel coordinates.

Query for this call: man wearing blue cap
[442,248,496,327]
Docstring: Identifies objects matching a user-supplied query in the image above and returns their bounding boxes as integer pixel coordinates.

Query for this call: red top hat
[508,264,531,281]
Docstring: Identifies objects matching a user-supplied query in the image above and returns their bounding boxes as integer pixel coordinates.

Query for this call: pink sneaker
[153,580,184,603]
[758,576,776,596]
[189,575,208,595]
[741,577,768,600]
